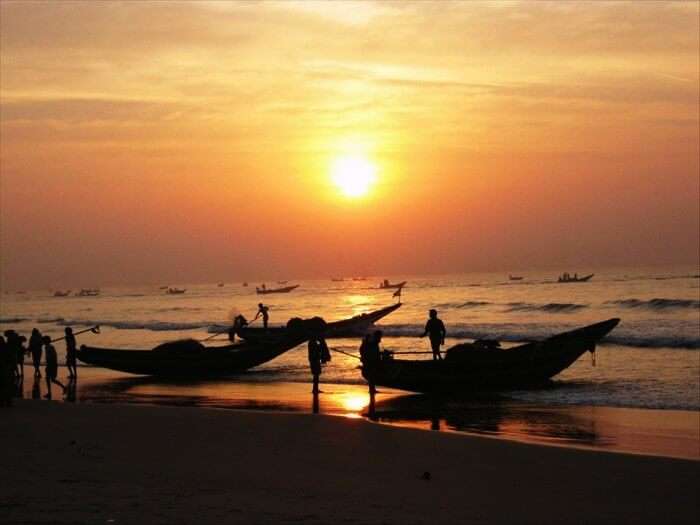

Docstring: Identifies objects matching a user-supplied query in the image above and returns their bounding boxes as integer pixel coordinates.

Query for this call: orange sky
[1,1,698,289]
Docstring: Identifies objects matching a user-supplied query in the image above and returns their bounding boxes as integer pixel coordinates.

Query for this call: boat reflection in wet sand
[363,319,620,394]
[78,332,310,378]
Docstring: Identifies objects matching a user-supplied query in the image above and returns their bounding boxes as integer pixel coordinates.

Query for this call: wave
[0,317,29,324]
[605,298,699,310]
[504,302,588,313]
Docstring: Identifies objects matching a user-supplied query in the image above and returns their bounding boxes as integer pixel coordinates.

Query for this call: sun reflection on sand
[338,392,370,415]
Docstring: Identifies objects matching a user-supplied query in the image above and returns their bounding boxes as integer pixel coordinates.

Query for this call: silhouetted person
[64,327,78,379]
[360,331,382,395]
[4,330,22,379]
[31,374,41,400]
[308,338,323,394]
[43,336,65,399]
[421,309,446,361]
[229,314,248,342]
[254,303,270,329]
[64,378,77,403]
[307,317,328,394]
[29,328,43,377]
[0,336,15,407]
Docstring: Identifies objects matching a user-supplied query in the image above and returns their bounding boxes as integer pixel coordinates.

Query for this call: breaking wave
[55,318,215,331]
[505,302,588,313]
[605,298,699,310]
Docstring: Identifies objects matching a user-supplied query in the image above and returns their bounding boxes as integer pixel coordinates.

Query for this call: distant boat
[558,273,594,283]
[362,318,619,394]
[77,288,100,297]
[378,280,407,290]
[242,282,248,287]
[331,278,345,282]
[167,288,186,294]
[217,283,225,287]
[159,286,169,290]
[53,290,71,297]
[509,275,524,281]
[238,303,402,341]
[256,284,300,295]
[277,280,288,284]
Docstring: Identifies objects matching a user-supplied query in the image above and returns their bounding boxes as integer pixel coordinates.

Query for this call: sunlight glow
[339,393,369,413]
[331,155,377,198]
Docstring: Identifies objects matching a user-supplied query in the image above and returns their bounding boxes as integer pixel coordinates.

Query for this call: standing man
[43,336,65,399]
[254,303,270,330]
[360,331,382,395]
[29,328,43,378]
[421,309,446,361]
[64,327,78,379]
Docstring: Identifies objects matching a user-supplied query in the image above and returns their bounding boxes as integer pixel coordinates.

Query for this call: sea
[2,266,699,457]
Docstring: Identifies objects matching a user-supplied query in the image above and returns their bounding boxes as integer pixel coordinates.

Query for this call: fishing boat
[167,287,186,294]
[77,333,309,378]
[53,290,71,297]
[362,318,620,394]
[558,273,594,283]
[76,288,100,297]
[378,280,407,289]
[256,284,299,294]
[237,303,402,341]
[508,275,524,281]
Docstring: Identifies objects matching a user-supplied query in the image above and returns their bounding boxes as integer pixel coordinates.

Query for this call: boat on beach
[256,284,300,294]
[237,303,402,341]
[362,318,620,394]
[558,273,594,283]
[378,280,407,289]
[77,333,310,378]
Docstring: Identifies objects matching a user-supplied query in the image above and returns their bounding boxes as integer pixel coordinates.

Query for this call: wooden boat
[167,287,186,294]
[77,288,100,297]
[362,318,620,394]
[237,303,402,341]
[77,333,309,378]
[508,275,524,281]
[256,284,299,295]
[558,273,594,283]
[378,280,407,289]
[53,290,71,297]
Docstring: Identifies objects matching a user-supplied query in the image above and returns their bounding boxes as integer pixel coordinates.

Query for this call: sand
[1,400,698,524]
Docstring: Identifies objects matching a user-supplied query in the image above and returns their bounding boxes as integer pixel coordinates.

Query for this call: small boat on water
[256,284,299,295]
[362,318,620,394]
[508,275,524,281]
[77,333,309,378]
[237,303,402,342]
[167,287,186,294]
[53,290,71,297]
[217,283,225,287]
[379,280,407,290]
[558,273,594,283]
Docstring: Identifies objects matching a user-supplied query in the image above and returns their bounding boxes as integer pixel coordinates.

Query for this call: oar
[390,351,433,355]
[51,325,100,343]
[330,347,361,360]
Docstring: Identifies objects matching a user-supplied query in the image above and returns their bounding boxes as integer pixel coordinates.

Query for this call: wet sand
[2,400,698,524]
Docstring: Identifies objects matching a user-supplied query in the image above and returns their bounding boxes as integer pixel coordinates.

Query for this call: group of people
[0,326,79,406]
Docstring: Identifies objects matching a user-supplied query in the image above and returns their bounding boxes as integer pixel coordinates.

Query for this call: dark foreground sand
[2,400,698,524]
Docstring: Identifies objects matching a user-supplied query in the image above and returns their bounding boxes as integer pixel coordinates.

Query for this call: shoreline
[3,399,698,524]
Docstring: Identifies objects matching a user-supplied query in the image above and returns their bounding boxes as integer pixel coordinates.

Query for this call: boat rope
[329,347,361,360]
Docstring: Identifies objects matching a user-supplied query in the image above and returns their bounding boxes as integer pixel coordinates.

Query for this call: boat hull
[256,285,299,294]
[238,303,402,341]
[363,318,619,394]
[77,335,307,377]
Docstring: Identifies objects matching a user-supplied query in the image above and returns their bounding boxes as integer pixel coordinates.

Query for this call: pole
[51,325,100,343]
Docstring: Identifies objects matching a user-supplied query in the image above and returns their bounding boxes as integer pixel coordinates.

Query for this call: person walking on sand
[64,327,78,379]
[254,303,270,330]
[421,309,446,361]
[0,336,16,407]
[360,331,382,395]
[43,336,65,399]
[4,330,22,379]
[29,328,43,377]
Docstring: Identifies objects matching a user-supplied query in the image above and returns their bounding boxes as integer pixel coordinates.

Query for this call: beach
[2,400,698,525]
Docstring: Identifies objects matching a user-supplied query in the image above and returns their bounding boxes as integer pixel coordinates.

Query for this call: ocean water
[2,267,699,411]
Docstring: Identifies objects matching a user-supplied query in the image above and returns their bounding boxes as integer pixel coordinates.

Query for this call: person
[0,336,15,407]
[229,314,248,342]
[4,330,22,379]
[421,309,446,361]
[64,327,78,379]
[306,317,328,394]
[43,336,65,399]
[254,303,270,329]
[360,331,382,394]
[29,328,43,377]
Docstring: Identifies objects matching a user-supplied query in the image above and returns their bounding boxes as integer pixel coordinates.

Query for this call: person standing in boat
[29,328,43,378]
[254,303,270,330]
[43,336,65,399]
[64,327,78,379]
[421,309,446,361]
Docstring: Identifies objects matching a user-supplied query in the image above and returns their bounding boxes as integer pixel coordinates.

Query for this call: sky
[1,0,698,289]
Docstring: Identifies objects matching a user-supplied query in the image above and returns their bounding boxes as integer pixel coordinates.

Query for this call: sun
[331,155,377,198]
